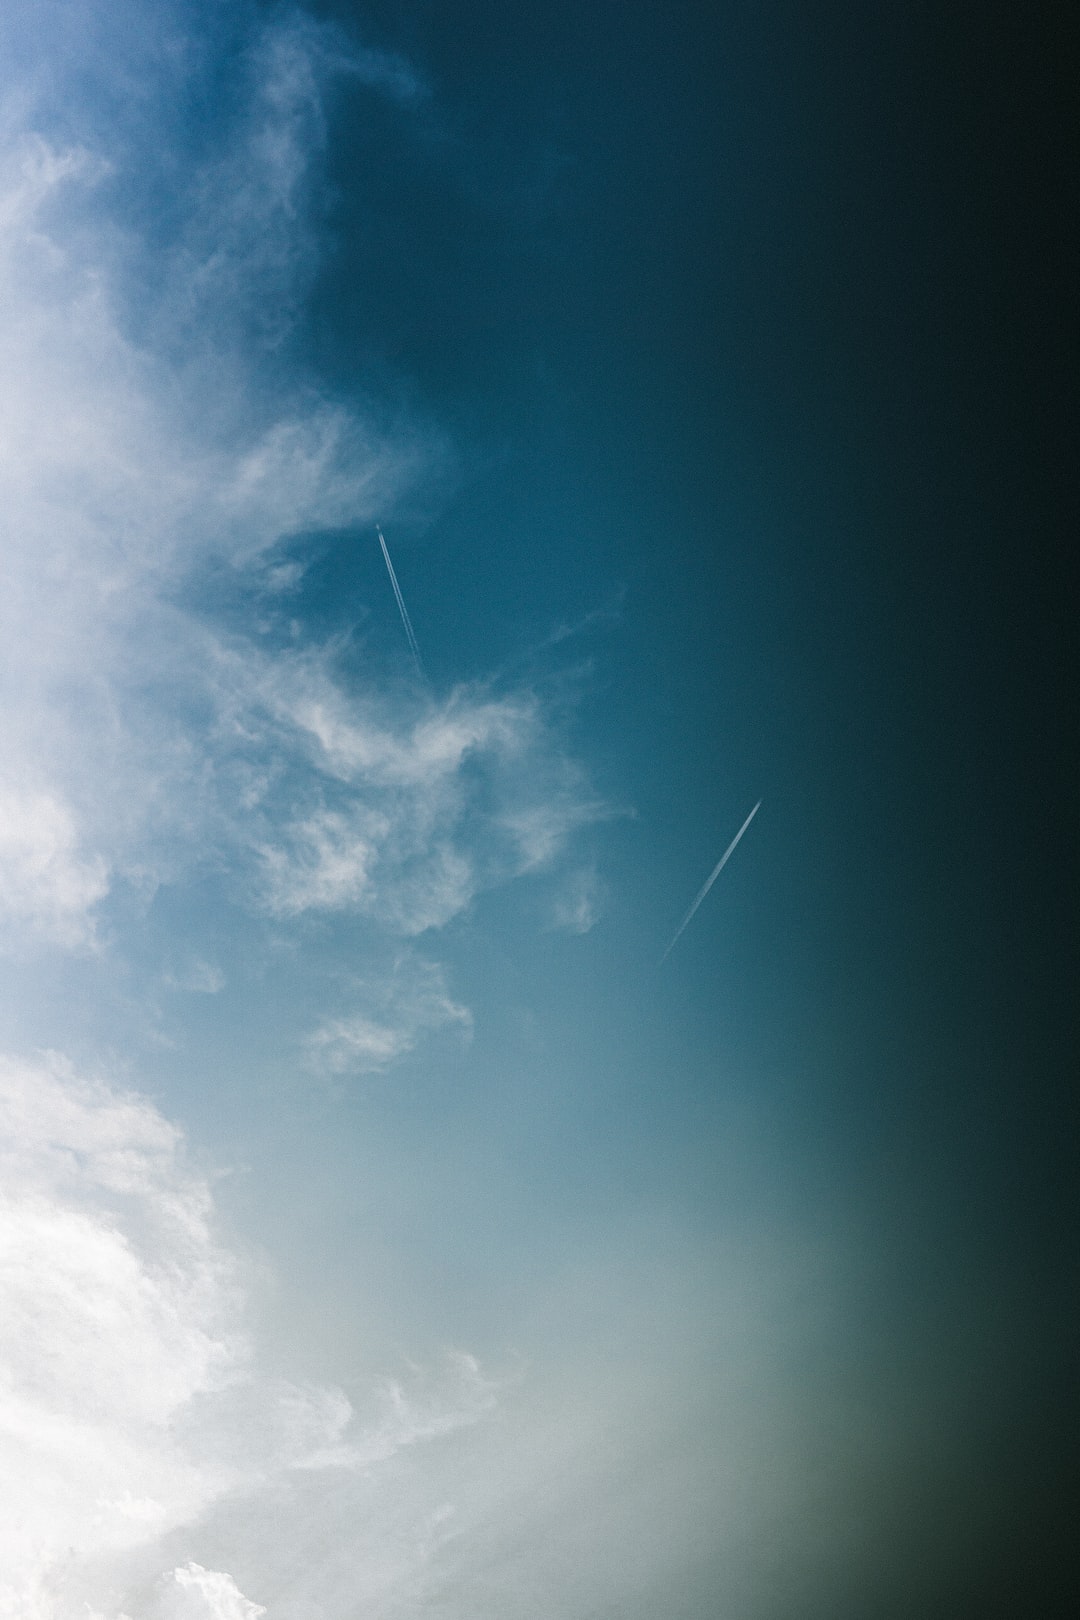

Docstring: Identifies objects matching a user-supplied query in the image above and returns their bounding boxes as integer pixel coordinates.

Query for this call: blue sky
[0,3,1073,1616]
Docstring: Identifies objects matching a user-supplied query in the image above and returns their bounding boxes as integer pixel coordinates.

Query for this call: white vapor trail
[660,800,761,963]
[378,526,425,677]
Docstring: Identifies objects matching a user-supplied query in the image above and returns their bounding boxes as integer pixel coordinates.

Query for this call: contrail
[377,526,424,677]
[660,800,761,963]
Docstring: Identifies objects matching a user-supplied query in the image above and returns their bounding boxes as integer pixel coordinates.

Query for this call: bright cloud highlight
[0,1052,499,1619]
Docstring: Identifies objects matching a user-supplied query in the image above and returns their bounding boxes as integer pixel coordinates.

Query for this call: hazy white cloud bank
[0,1052,497,1619]
[0,1049,251,1617]
[0,1033,964,1620]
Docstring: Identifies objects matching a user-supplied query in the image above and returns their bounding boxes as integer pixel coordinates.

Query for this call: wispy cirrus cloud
[0,1,602,986]
[252,677,593,935]
[307,954,472,1076]
[0,102,423,951]
[550,865,606,934]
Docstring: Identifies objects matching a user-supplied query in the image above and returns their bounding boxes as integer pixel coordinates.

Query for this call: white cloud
[163,960,226,995]
[551,866,605,934]
[0,1050,498,1619]
[0,124,417,947]
[0,6,449,949]
[155,1563,265,1620]
[260,806,386,916]
[249,691,563,933]
[502,801,597,872]
[250,675,610,935]
[290,1352,499,1472]
[0,1052,241,1615]
[308,954,472,1076]
[278,682,537,792]
[0,784,109,947]
[309,1013,417,1071]
[0,20,602,967]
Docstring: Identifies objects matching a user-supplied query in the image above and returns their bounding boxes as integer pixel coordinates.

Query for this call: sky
[0,2,1074,1616]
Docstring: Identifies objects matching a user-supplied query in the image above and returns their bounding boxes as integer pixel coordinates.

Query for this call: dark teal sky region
[0,2,1073,1616]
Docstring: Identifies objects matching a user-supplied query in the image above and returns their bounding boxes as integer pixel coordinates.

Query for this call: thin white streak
[377,526,424,678]
[660,800,761,963]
